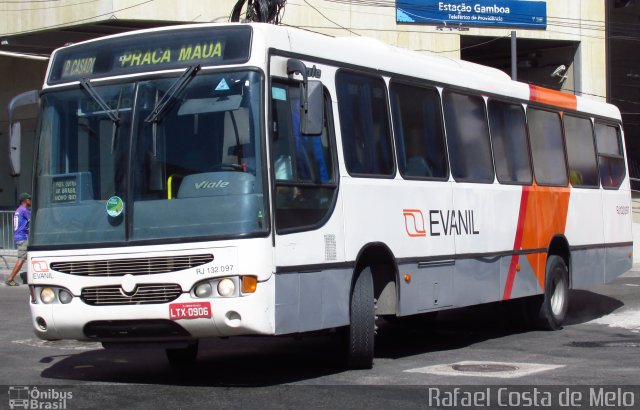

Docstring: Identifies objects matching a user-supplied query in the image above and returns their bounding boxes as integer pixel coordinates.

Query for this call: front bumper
[30,274,276,341]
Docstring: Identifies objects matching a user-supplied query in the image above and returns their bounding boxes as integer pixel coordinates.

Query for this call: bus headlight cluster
[34,286,74,304]
[192,276,258,298]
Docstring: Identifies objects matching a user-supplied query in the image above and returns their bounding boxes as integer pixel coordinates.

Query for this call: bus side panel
[602,188,633,245]
[570,248,606,289]
[396,262,453,315]
[499,252,541,299]
[274,268,351,335]
[605,245,633,283]
[602,182,633,283]
[453,258,500,307]
[564,186,606,289]
[453,183,528,304]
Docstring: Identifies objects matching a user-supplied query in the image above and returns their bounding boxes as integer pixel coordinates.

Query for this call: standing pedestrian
[5,193,31,286]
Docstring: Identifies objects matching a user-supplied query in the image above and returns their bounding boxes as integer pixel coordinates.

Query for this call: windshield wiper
[144,65,201,157]
[79,78,120,123]
[144,65,201,124]
[80,78,121,152]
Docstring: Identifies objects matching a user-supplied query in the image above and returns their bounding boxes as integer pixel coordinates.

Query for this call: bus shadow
[375,289,624,360]
[40,335,348,386]
[39,290,623,386]
[564,289,624,325]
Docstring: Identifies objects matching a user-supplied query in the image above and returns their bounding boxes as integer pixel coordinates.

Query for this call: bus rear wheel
[533,255,569,330]
[166,341,198,365]
[346,266,375,369]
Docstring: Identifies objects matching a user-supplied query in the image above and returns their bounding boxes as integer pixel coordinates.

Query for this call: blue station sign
[397,1,547,29]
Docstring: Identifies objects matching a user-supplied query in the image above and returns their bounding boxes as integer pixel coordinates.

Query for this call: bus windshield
[33,70,267,247]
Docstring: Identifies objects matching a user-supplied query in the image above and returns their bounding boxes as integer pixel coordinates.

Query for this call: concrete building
[0,0,637,215]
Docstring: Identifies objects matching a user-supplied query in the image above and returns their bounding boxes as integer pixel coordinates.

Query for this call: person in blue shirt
[5,193,31,286]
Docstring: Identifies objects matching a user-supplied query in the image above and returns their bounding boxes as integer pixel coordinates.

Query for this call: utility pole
[511,31,517,81]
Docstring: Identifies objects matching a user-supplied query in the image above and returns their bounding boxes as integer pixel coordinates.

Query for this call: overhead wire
[2,0,99,12]
[301,0,360,36]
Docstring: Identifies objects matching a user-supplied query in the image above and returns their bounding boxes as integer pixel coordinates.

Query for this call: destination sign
[48,26,252,84]
[114,39,224,69]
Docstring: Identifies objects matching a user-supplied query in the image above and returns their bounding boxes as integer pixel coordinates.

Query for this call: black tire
[346,266,375,369]
[533,255,570,330]
[166,341,198,366]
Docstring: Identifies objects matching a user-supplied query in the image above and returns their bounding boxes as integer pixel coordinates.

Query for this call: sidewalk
[0,254,23,284]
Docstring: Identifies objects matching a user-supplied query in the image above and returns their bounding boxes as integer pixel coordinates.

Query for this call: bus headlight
[195,282,213,298]
[217,278,235,297]
[40,288,56,304]
[58,289,73,304]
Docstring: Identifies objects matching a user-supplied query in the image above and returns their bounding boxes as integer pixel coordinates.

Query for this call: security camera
[551,65,567,81]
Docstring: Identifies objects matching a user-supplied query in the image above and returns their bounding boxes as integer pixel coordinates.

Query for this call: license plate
[169,302,212,320]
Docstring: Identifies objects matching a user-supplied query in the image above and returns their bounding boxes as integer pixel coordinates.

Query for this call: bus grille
[50,254,214,276]
[80,284,182,305]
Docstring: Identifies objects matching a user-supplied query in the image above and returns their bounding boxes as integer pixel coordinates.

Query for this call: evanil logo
[403,208,480,237]
[195,180,229,189]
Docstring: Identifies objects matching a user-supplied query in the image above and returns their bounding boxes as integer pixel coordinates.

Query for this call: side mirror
[8,90,39,177]
[9,122,21,176]
[287,59,324,135]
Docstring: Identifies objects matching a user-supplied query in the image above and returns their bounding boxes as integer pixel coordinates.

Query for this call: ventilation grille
[81,284,182,306]
[51,254,214,277]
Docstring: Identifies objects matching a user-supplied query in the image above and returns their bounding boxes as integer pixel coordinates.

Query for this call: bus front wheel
[346,266,375,369]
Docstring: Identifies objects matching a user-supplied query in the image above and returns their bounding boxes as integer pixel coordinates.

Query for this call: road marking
[405,361,564,379]
[12,338,102,351]
[588,309,640,333]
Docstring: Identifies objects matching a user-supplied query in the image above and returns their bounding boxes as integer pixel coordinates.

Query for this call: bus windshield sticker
[52,175,78,204]
[106,196,124,217]
[215,78,230,91]
[272,86,287,101]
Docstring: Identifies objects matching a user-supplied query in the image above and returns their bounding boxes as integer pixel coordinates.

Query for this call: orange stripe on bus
[529,85,577,111]
[502,186,530,300]
[502,184,571,299]
[521,184,571,289]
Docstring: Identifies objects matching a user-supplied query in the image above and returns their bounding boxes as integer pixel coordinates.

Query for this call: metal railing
[1,210,16,252]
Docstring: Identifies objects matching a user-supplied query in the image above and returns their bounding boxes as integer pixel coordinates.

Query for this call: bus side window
[564,115,599,188]
[442,90,494,183]
[595,122,626,189]
[488,100,532,185]
[336,71,394,177]
[390,81,448,180]
[527,108,568,187]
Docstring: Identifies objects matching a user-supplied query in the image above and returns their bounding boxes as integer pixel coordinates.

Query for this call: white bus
[11,23,632,369]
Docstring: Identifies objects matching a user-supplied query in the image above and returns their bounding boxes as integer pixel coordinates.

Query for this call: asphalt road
[1,271,639,409]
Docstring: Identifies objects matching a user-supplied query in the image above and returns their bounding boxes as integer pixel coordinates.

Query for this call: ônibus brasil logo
[8,386,73,409]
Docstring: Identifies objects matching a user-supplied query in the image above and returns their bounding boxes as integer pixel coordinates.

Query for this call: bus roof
[45,22,621,121]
